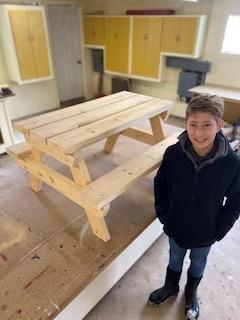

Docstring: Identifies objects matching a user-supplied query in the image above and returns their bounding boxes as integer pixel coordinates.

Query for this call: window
[221,15,240,55]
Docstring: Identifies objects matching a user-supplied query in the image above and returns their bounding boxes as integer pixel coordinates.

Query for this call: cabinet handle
[27,34,34,42]
[114,32,119,39]
[175,34,181,42]
[144,33,149,40]
[92,30,96,38]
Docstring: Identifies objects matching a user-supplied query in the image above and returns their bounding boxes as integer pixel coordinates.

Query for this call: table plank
[14,91,136,135]
[47,98,174,154]
[29,94,154,144]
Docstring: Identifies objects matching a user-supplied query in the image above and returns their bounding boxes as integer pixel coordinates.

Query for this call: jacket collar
[177,130,229,169]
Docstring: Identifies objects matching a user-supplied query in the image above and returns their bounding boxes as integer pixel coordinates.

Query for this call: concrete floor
[85,227,240,320]
[1,115,239,320]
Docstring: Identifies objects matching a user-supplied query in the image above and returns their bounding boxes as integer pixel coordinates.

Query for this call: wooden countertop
[189,84,240,103]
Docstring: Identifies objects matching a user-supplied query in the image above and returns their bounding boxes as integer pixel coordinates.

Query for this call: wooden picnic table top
[14,91,174,155]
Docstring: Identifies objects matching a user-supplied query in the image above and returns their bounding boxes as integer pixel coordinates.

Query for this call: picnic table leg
[150,115,167,142]
[70,159,111,241]
[160,110,170,122]
[29,147,44,192]
[85,205,111,242]
[104,133,120,153]
[70,157,91,187]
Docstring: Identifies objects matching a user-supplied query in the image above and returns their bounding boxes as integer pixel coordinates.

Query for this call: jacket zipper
[192,169,199,201]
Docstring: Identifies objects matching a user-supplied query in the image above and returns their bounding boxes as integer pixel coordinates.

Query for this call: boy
[148,94,240,319]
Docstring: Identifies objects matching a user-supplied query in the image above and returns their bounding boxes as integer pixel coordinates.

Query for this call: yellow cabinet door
[28,10,50,78]
[9,9,50,80]
[177,17,198,54]
[105,17,129,74]
[9,10,36,80]
[161,17,199,55]
[131,17,162,78]
[161,17,179,53]
[83,16,105,45]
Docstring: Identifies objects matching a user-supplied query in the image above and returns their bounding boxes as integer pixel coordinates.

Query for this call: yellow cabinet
[161,17,201,56]
[0,5,52,84]
[105,17,130,74]
[83,16,105,46]
[131,17,163,78]
[9,10,51,80]
[83,15,206,81]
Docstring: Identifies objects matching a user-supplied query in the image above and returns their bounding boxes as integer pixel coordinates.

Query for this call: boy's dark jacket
[154,130,240,249]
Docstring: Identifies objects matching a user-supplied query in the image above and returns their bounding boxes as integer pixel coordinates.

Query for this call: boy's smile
[186,111,224,156]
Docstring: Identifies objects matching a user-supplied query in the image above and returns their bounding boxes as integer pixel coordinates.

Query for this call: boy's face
[186,111,224,156]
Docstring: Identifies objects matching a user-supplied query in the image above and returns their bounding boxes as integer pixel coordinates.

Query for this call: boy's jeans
[168,237,211,278]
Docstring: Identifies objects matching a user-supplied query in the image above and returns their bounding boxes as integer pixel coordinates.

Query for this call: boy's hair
[186,94,224,119]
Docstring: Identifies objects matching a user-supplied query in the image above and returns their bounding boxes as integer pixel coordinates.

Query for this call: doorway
[48,5,85,105]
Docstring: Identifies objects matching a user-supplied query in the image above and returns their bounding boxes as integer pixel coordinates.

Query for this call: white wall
[0,1,58,120]
[0,0,82,121]
[205,0,240,87]
[6,81,59,120]
[81,0,211,15]
[0,47,7,84]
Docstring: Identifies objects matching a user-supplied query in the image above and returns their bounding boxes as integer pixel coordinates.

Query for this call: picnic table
[8,91,178,242]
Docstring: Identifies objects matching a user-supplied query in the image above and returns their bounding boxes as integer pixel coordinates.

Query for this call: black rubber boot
[185,273,202,320]
[148,267,181,307]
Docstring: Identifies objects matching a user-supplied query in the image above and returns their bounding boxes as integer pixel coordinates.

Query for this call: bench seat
[7,141,31,159]
[77,133,179,211]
